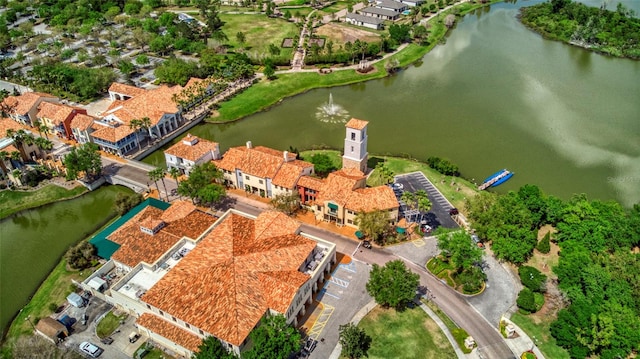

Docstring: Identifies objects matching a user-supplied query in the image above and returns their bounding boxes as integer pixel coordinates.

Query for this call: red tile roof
[109,201,216,267]
[297,176,324,191]
[36,102,78,125]
[345,118,369,130]
[272,161,313,189]
[108,82,146,98]
[70,114,96,130]
[164,134,219,162]
[89,123,136,143]
[142,211,315,346]
[1,92,57,116]
[0,118,25,138]
[137,313,202,352]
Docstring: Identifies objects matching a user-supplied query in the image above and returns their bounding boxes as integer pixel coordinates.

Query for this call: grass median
[0,184,87,220]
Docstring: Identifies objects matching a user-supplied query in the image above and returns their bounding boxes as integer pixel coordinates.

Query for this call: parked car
[79,342,103,358]
[449,208,459,216]
[100,337,114,345]
[392,183,404,190]
[303,338,317,353]
[363,240,372,249]
[81,313,88,325]
[129,332,140,343]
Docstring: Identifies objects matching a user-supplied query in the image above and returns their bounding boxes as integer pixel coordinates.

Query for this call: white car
[79,342,103,358]
[392,183,404,190]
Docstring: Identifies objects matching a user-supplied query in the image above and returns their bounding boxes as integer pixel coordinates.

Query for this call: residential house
[0,118,39,165]
[345,13,385,30]
[36,102,88,140]
[80,201,336,358]
[214,141,314,198]
[375,0,408,13]
[359,7,400,21]
[34,317,69,344]
[70,114,98,145]
[164,134,221,175]
[91,83,185,156]
[399,0,425,7]
[1,92,58,126]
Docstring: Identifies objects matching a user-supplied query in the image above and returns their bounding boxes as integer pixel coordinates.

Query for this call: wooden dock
[478,170,511,191]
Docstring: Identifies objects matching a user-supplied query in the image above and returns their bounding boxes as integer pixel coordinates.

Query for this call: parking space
[394,172,459,230]
[298,255,372,359]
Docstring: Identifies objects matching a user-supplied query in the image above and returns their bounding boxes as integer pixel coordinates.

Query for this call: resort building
[0,118,39,163]
[35,102,88,140]
[342,118,369,174]
[70,114,99,145]
[214,142,314,198]
[345,13,385,30]
[1,92,58,126]
[164,134,221,176]
[90,83,185,156]
[80,200,336,358]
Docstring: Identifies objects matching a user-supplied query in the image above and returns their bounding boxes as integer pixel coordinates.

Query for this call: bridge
[101,157,177,200]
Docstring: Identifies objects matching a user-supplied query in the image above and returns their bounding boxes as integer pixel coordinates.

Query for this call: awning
[328,203,338,210]
[396,227,406,234]
[88,277,107,291]
[355,231,364,239]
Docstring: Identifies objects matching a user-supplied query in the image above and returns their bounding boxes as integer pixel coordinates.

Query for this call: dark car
[449,208,459,216]
[304,338,317,353]
[363,240,372,249]
[100,337,114,345]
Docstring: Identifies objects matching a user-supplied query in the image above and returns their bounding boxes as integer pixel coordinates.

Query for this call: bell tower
[342,118,369,173]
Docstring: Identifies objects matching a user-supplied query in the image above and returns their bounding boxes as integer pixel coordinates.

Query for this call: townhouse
[36,101,88,140]
[164,134,221,176]
[1,92,58,126]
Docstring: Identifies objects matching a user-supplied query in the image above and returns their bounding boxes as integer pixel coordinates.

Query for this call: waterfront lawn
[220,14,299,55]
[0,184,87,220]
[510,312,570,359]
[4,260,91,343]
[357,306,456,359]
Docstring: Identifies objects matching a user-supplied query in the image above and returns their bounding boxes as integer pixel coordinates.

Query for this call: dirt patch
[282,38,294,47]
[315,22,380,44]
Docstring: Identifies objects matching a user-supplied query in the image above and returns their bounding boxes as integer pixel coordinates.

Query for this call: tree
[192,336,237,359]
[388,24,411,44]
[148,167,167,200]
[63,143,102,181]
[444,14,456,28]
[354,209,391,245]
[197,183,226,208]
[178,162,223,203]
[536,231,551,253]
[415,189,432,213]
[169,166,181,190]
[242,314,301,359]
[436,231,482,272]
[236,31,246,45]
[309,153,337,177]
[270,192,301,215]
[114,193,143,215]
[339,323,371,359]
[136,54,150,66]
[518,266,547,292]
[263,60,276,80]
[366,260,419,309]
[516,288,536,313]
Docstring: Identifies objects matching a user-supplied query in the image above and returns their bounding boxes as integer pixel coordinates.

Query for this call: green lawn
[96,311,128,338]
[0,184,87,220]
[510,312,570,359]
[299,150,342,169]
[220,14,299,54]
[357,306,456,359]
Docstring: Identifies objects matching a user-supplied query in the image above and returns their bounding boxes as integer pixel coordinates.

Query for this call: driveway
[394,172,459,230]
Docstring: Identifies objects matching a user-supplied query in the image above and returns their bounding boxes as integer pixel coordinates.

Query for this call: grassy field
[299,149,342,169]
[510,312,570,359]
[4,260,91,345]
[96,311,128,338]
[357,306,456,359]
[0,185,87,220]
[220,14,299,55]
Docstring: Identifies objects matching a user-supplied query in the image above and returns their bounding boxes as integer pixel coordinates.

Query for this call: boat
[491,172,514,187]
[483,169,507,183]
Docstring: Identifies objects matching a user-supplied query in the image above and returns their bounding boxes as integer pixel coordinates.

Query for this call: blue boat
[491,172,514,187]
[483,169,507,183]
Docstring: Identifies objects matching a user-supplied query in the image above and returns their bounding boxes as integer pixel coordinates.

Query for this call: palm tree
[0,150,9,175]
[6,129,34,161]
[169,166,181,189]
[34,137,54,157]
[415,189,432,213]
[129,119,143,151]
[148,168,167,201]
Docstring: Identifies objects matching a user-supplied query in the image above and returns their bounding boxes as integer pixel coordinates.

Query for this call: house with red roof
[80,201,336,357]
[36,102,88,140]
[1,92,58,126]
[164,134,221,175]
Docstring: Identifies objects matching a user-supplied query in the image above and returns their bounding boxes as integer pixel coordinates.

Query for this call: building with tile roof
[80,206,336,358]
[70,114,98,145]
[214,141,314,198]
[0,118,33,175]
[36,102,88,140]
[1,92,58,126]
[343,118,369,173]
[164,134,221,175]
[92,83,186,156]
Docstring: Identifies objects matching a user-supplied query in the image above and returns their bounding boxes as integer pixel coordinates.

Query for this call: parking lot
[394,172,459,230]
[298,255,372,359]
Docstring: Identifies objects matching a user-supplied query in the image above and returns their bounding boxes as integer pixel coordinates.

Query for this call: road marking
[412,238,426,247]
[316,288,340,300]
[329,276,349,288]
[307,304,335,340]
[339,262,357,273]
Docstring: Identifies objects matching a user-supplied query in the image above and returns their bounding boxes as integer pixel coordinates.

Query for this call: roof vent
[246,141,253,149]
[182,134,199,146]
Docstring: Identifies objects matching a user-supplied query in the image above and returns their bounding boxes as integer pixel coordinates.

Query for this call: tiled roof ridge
[230,257,243,345]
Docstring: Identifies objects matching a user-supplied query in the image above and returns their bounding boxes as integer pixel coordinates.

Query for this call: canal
[143,0,640,207]
[0,185,133,334]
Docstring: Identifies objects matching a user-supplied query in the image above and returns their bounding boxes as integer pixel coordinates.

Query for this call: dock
[478,170,511,191]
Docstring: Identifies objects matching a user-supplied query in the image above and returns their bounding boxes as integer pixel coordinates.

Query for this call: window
[259,179,263,184]
[347,219,353,224]
[172,316,176,322]
[245,175,249,180]
[159,310,164,316]
[351,132,356,140]
[185,323,190,329]
[199,329,204,335]
[146,304,151,310]
[351,146,354,152]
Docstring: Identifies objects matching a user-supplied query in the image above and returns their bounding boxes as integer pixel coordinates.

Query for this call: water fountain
[316,93,349,123]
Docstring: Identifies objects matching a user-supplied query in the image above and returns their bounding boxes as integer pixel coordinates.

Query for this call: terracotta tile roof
[0,118,25,138]
[109,202,216,267]
[36,102,78,125]
[108,82,146,98]
[297,176,324,191]
[70,114,96,130]
[345,118,369,130]
[272,160,313,189]
[164,134,219,162]
[334,167,365,180]
[137,313,202,352]
[1,144,19,153]
[104,85,182,127]
[142,211,315,347]
[90,123,136,143]
[214,145,300,180]
[2,92,57,115]
[350,185,398,211]
[316,171,360,207]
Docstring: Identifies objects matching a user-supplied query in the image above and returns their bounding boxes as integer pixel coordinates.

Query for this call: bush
[114,193,143,215]
[451,328,474,354]
[426,156,460,176]
[517,288,536,313]
[536,231,551,253]
[48,303,58,312]
[66,242,98,270]
[518,266,547,293]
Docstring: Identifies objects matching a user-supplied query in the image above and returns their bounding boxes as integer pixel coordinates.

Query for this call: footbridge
[101,157,176,197]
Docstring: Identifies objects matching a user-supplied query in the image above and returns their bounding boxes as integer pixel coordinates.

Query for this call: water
[0,185,133,333]
[144,0,640,207]
[316,93,350,123]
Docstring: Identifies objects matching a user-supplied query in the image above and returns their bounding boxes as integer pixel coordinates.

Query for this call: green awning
[396,227,406,234]
[328,203,338,210]
[355,231,364,239]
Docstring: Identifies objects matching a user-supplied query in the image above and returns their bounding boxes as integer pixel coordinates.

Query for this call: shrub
[426,156,460,176]
[452,328,474,354]
[48,303,58,312]
[536,231,551,253]
[517,288,536,313]
[518,266,547,293]
[66,242,98,270]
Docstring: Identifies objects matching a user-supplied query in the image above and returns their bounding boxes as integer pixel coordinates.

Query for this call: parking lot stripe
[338,262,357,273]
[329,276,350,288]
[317,288,340,300]
[308,304,335,340]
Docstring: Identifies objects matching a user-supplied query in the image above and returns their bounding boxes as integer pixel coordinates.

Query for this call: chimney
[246,141,253,149]
[182,134,199,146]
[283,151,290,162]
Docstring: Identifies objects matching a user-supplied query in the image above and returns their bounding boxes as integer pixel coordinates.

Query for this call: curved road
[230,199,515,359]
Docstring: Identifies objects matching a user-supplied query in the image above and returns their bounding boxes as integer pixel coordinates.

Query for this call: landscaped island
[518,0,640,59]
